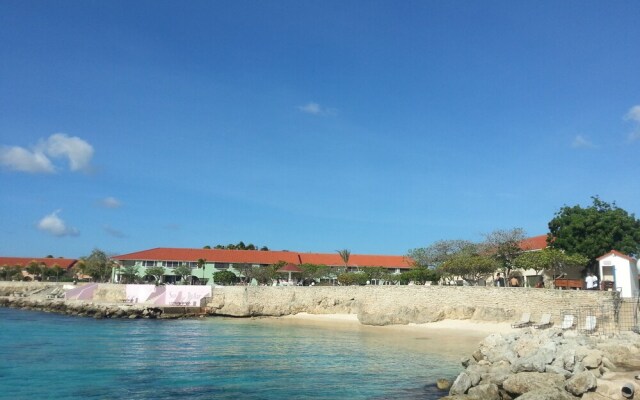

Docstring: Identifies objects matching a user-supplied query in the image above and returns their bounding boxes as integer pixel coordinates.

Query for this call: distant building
[111,248,413,284]
[0,257,77,280]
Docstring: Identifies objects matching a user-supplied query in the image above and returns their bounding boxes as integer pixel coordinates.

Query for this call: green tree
[482,228,527,278]
[514,248,588,278]
[438,251,499,284]
[213,270,237,285]
[548,196,640,268]
[337,272,368,286]
[251,264,279,285]
[82,249,117,282]
[203,245,211,249]
[26,261,44,280]
[145,266,165,283]
[119,265,139,284]
[408,240,475,268]
[51,265,65,281]
[173,264,193,284]
[298,263,330,283]
[401,267,441,284]
[361,267,388,283]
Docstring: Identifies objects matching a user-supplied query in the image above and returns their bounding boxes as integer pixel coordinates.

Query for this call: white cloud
[0,133,94,173]
[297,102,336,116]
[103,225,126,238]
[0,146,55,173]
[43,133,94,171]
[625,105,640,142]
[571,135,596,149]
[100,196,122,208]
[625,105,640,122]
[37,210,79,237]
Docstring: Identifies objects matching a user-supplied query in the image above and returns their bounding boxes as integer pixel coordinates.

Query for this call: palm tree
[337,249,351,272]
[197,258,206,285]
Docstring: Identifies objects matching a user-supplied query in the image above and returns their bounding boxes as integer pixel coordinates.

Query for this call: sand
[260,313,515,359]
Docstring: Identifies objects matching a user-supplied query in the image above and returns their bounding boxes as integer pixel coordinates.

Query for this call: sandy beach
[262,313,515,359]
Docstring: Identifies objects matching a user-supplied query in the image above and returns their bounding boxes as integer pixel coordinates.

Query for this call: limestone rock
[516,387,578,400]
[502,372,565,395]
[449,372,472,396]
[467,383,500,400]
[545,364,572,378]
[565,371,597,396]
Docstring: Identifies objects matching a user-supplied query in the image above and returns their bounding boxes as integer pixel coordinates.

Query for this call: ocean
[0,308,462,399]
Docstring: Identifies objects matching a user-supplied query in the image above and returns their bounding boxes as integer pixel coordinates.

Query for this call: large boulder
[449,372,472,396]
[502,372,565,396]
[467,383,500,400]
[565,371,597,396]
[516,387,578,400]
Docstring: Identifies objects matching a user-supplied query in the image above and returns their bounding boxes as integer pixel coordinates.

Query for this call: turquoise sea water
[0,308,461,399]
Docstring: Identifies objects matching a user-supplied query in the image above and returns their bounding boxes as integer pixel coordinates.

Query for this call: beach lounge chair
[533,313,552,329]
[561,314,575,330]
[580,316,597,334]
[511,312,531,328]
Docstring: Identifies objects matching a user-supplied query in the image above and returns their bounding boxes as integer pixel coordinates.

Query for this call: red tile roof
[596,250,637,262]
[519,235,549,251]
[0,257,77,269]
[112,248,413,269]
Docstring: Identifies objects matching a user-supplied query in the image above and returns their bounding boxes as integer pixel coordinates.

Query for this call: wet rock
[436,378,451,390]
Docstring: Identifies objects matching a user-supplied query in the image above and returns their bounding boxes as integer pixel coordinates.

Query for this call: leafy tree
[408,240,475,268]
[438,251,499,284]
[203,245,211,249]
[26,261,44,280]
[213,270,237,285]
[361,267,388,283]
[145,266,165,283]
[82,249,117,282]
[482,228,527,278]
[173,264,193,284]
[213,241,263,250]
[399,267,441,284]
[251,264,280,285]
[45,255,54,258]
[0,265,21,281]
[337,272,368,286]
[299,263,331,282]
[548,196,640,268]
[42,264,65,281]
[119,265,139,284]
[514,248,588,278]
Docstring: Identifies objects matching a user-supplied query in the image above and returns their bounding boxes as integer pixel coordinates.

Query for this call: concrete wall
[208,285,618,326]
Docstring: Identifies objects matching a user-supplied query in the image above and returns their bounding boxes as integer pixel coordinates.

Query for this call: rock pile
[442,328,640,399]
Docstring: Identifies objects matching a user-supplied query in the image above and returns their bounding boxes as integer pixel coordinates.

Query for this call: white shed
[597,250,638,297]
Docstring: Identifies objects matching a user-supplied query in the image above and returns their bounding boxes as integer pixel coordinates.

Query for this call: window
[143,261,155,267]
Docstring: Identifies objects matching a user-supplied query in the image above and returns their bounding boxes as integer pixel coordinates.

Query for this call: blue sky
[1,1,639,258]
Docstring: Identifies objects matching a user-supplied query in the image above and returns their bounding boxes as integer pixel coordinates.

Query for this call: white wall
[599,254,638,297]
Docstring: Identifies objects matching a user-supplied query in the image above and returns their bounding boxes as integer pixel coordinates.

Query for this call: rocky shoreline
[0,296,181,319]
[442,328,640,399]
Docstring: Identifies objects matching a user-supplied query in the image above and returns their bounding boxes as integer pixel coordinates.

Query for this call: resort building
[0,257,78,280]
[598,250,639,297]
[111,248,413,284]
